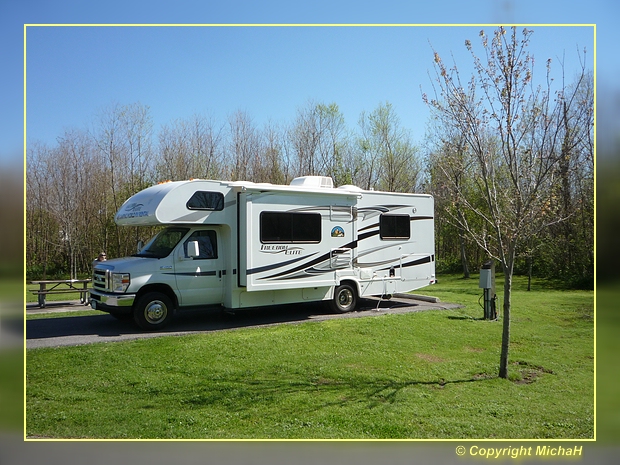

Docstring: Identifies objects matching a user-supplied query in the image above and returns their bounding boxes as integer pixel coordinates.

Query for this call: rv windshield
[134,227,189,258]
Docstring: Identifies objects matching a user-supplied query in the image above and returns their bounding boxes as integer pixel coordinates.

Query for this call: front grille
[93,268,109,292]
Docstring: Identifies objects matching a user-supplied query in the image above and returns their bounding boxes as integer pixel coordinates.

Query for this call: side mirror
[137,240,144,253]
[187,240,200,258]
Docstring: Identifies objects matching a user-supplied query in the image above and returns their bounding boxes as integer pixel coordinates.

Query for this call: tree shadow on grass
[447,315,487,321]
[315,374,496,410]
[178,372,497,414]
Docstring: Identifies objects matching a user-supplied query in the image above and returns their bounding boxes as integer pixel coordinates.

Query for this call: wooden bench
[30,279,92,308]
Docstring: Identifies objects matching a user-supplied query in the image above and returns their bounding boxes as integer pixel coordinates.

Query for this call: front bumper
[90,289,136,312]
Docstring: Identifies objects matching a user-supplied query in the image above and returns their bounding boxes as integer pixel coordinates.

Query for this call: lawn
[25,274,594,439]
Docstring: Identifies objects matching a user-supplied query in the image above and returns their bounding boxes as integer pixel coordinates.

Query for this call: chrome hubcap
[338,289,354,309]
[144,300,167,324]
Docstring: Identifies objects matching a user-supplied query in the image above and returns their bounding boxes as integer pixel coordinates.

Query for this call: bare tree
[26,142,58,278]
[156,114,223,181]
[227,110,261,181]
[45,129,93,278]
[93,102,156,258]
[188,113,224,180]
[122,102,154,192]
[289,101,321,177]
[255,121,288,184]
[424,27,591,378]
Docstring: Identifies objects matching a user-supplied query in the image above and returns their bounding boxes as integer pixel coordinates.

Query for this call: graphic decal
[263,253,434,282]
[116,202,149,220]
[260,244,304,255]
[164,271,217,277]
[377,255,434,272]
[247,253,318,276]
[259,250,336,280]
[249,204,433,283]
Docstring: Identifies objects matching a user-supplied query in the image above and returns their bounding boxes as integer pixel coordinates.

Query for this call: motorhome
[90,176,435,330]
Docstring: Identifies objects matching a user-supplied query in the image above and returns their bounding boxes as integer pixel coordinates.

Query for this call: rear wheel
[330,283,357,313]
[134,292,174,331]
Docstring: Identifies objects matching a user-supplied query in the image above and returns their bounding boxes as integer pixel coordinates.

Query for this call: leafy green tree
[358,102,422,193]
[288,101,351,184]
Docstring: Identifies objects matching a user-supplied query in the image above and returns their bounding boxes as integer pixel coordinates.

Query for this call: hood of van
[94,256,172,274]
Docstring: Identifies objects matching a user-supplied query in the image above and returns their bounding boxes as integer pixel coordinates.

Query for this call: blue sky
[1,0,617,166]
[24,25,593,154]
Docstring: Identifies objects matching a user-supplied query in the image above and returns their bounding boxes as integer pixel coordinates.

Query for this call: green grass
[26,309,103,320]
[26,274,593,439]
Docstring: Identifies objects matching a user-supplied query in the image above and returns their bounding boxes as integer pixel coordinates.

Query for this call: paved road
[25,296,461,349]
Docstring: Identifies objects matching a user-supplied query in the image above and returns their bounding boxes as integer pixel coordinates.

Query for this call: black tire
[133,292,174,331]
[330,283,357,313]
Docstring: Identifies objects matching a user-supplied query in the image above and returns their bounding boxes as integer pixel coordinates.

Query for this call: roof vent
[290,176,334,189]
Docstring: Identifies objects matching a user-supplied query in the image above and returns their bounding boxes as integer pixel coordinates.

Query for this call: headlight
[112,273,130,293]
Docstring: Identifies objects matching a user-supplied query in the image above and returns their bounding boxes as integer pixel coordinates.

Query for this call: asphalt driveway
[25,295,461,349]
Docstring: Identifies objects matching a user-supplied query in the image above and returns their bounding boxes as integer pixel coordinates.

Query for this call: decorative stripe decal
[247,253,318,276]
[358,229,380,241]
[359,222,379,233]
[261,251,334,279]
[377,255,434,272]
[252,240,358,281]
[164,271,217,277]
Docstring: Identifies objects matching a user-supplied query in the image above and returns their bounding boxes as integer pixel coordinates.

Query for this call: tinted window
[380,214,410,240]
[183,230,218,259]
[136,227,189,258]
[186,191,224,211]
[260,212,321,243]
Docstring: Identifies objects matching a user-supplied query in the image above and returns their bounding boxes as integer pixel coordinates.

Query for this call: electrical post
[479,260,497,320]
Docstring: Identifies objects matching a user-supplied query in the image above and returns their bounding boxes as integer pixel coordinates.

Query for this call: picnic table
[30,279,92,308]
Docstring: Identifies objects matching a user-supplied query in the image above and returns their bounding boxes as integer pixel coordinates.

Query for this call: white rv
[90,176,435,330]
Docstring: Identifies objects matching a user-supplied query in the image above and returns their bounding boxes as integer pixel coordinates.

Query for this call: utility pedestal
[479,260,497,320]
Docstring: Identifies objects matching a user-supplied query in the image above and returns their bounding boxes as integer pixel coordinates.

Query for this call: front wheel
[134,292,174,331]
[330,283,357,313]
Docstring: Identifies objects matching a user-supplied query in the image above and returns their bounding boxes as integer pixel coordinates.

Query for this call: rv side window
[186,191,225,211]
[183,230,218,259]
[260,212,321,243]
[380,214,410,240]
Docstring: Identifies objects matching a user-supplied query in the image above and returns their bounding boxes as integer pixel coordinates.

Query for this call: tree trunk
[498,270,512,378]
[499,251,515,379]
